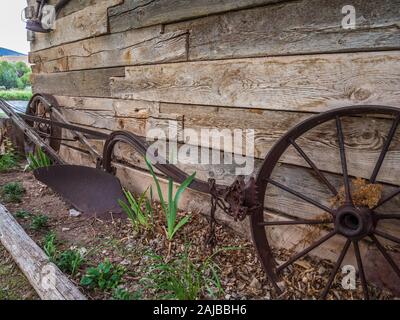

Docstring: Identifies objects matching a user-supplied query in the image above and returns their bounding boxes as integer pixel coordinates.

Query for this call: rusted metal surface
[33,165,126,218]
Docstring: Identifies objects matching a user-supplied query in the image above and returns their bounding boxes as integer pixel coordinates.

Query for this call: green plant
[145,158,195,241]
[80,259,125,291]
[118,188,153,232]
[57,249,84,276]
[0,61,31,90]
[140,246,225,300]
[113,287,142,300]
[30,214,49,230]
[1,182,25,203]
[0,89,32,101]
[43,232,57,262]
[27,148,52,170]
[0,140,20,172]
[15,209,32,219]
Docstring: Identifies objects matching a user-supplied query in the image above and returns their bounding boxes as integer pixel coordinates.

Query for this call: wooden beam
[166,0,400,60]
[31,0,123,52]
[111,51,400,111]
[0,203,87,300]
[32,67,125,97]
[30,29,188,73]
[108,0,282,33]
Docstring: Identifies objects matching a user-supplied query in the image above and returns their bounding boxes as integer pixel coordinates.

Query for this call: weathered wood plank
[0,203,87,300]
[55,95,400,185]
[160,103,400,186]
[30,29,187,73]
[31,0,123,52]
[32,68,125,97]
[55,96,159,115]
[108,0,282,33]
[111,51,400,111]
[27,0,97,18]
[166,0,400,60]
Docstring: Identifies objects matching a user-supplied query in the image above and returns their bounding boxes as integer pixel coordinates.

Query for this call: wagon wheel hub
[335,206,375,240]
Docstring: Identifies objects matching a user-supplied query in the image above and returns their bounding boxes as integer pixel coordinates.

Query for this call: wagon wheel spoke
[374,230,400,245]
[289,139,338,196]
[370,115,400,183]
[276,230,336,274]
[375,213,400,220]
[353,241,369,300]
[370,234,400,280]
[259,219,333,227]
[266,179,335,215]
[320,239,351,300]
[373,188,400,210]
[336,116,352,205]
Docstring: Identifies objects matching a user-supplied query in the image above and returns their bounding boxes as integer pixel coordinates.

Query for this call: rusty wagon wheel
[24,94,61,154]
[252,105,400,300]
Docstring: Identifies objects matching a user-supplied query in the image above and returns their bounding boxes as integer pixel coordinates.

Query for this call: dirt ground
[0,168,397,300]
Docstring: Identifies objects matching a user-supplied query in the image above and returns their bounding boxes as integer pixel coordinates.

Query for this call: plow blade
[33,165,126,219]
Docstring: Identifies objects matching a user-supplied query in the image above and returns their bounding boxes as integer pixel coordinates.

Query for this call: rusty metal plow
[1,94,400,299]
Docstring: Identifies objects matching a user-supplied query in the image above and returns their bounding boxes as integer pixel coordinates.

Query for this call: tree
[0,61,31,89]
[0,61,18,89]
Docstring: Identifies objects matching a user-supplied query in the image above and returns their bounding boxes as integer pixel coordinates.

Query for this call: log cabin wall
[28,0,400,262]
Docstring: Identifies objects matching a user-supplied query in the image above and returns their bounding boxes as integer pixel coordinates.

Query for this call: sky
[0,0,30,54]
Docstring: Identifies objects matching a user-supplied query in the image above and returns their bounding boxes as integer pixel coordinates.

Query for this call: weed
[30,214,49,230]
[118,187,153,232]
[27,148,52,170]
[145,158,195,241]
[2,182,25,203]
[113,287,142,300]
[0,89,32,101]
[43,232,57,262]
[15,210,32,219]
[140,246,225,300]
[57,249,85,276]
[80,259,125,291]
[0,140,20,172]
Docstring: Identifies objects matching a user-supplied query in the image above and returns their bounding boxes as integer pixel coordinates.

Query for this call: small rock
[302,276,308,283]
[61,227,70,232]
[318,266,326,275]
[120,259,131,266]
[69,209,81,217]
[78,247,87,256]
[277,281,286,290]
[250,277,262,290]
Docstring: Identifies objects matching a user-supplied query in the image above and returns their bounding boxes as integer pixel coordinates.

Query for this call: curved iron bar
[102,130,217,194]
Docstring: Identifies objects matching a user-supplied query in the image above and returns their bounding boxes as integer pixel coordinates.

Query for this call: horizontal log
[160,103,400,186]
[111,51,400,111]
[30,29,188,73]
[32,68,125,97]
[31,0,123,52]
[27,0,97,18]
[108,0,282,33]
[55,96,400,185]
[54,96,159,116]
[0,203,87,300]
[166,0,400,60]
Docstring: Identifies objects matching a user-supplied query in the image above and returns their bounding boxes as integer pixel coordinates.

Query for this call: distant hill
[0,47,26,57]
